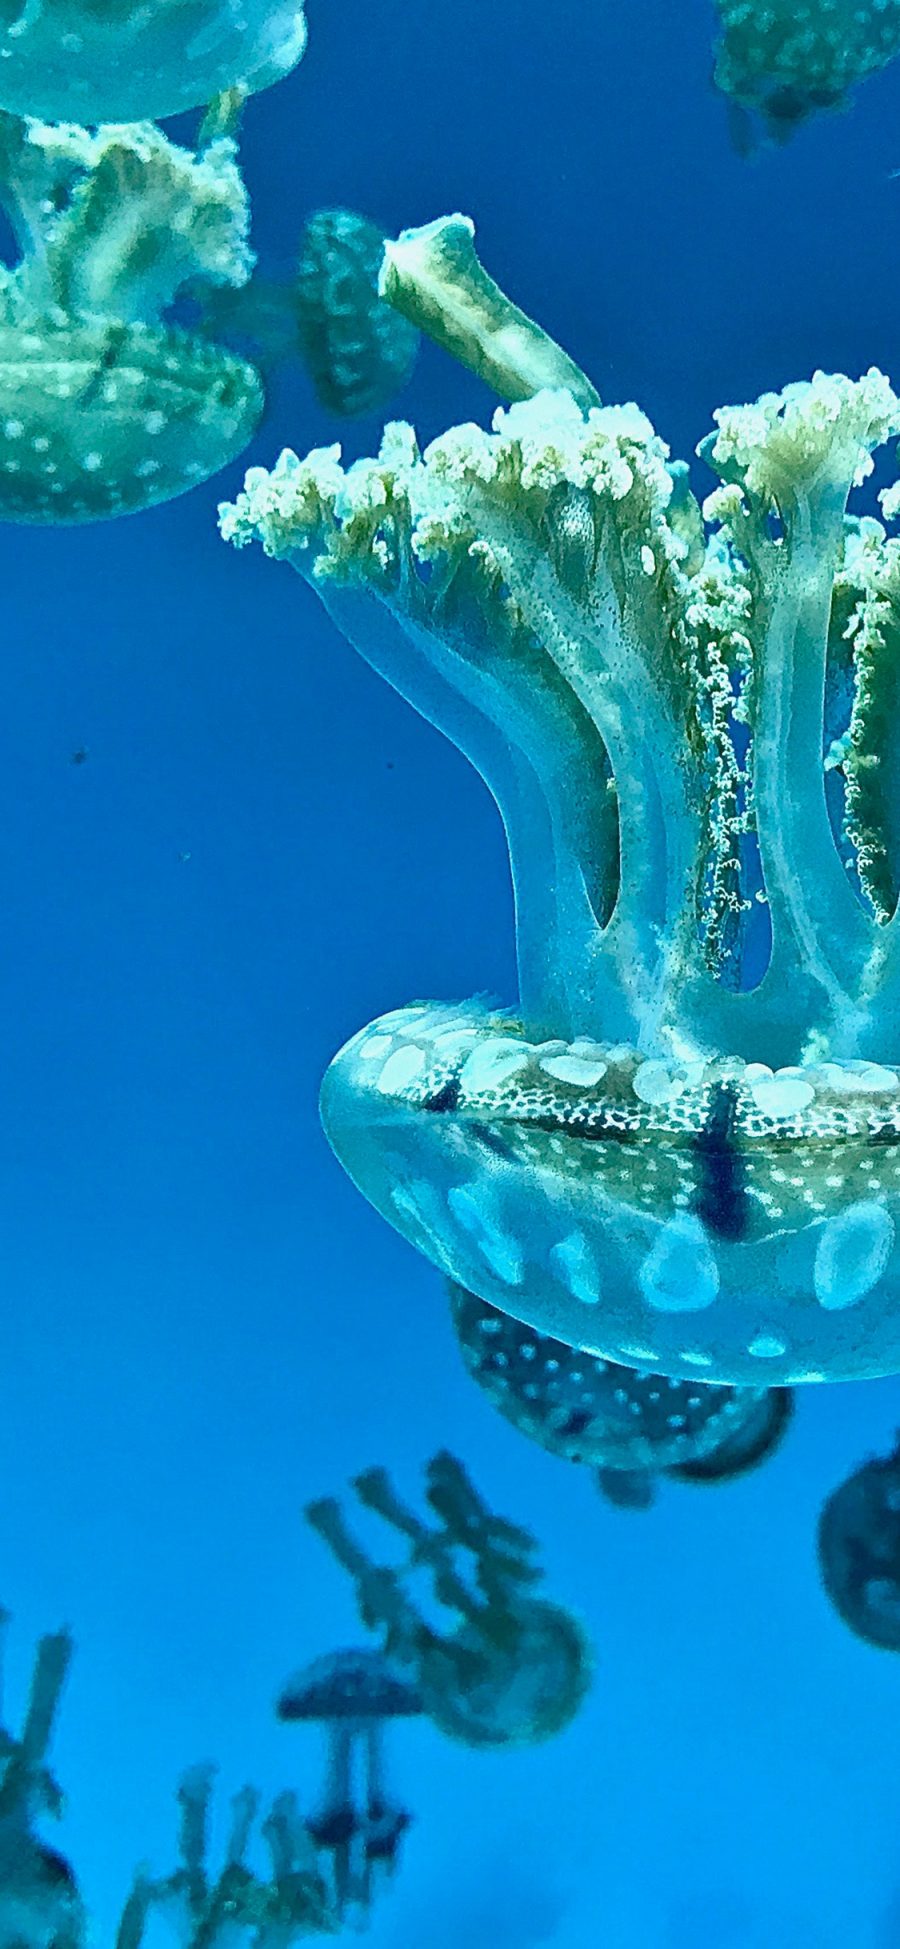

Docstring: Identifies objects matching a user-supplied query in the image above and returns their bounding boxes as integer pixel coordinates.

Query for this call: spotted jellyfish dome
[319,1003,900,1387]
[449,1282,779,1478]
[0,321,263,523]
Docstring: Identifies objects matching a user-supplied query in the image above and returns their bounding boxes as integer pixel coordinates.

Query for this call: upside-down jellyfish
[306,1451,592,1747]
[222,214,900,1387]
[0,1,307,125]
[451,1283,793,1507]
[276,1649,417,1924]
[0,112,263,521]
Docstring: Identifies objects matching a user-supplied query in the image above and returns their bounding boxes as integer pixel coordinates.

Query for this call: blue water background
[1,1,900,1942]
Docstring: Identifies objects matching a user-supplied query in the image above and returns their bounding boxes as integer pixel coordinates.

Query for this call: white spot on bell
[813,1199,895,1310]
[550,1231,601,1304]
[748,1333,787,1358]
[448,1183,524,1285]
[375,1044,427,1094]
[639,1214,719,1313]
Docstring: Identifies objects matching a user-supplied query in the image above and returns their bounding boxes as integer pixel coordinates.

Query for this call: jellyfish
[204,206,420,418]
[0,1,307,126]
[0,1613,84,1949]
[276,1649,417,1923]
[817,1437,900,1650]
[293,210,420,418]
[305,1451,592,1749]
[712,0,900,148]
[0,111,263,521]
[116,1765,342,1949]
[223,210,900,1387]
[450,1283,793,1508]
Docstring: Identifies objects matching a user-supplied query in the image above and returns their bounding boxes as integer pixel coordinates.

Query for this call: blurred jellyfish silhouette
[207,206,419,416]
[0,0,308,125]
[712,0,900,148]
[818,1436,900,1650]
[0,1613,84,1949]
[116,1764,344,1948]
[306,1451,592,1749]
[451,1284,793,1510]
[0,110,263,521]
[276,1648,418,1925]
[294,210,419,417]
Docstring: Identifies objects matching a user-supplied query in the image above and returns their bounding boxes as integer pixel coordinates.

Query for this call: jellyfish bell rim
[320,1001,900,1388]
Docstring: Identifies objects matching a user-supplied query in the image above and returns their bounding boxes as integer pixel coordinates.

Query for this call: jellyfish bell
[0,0,308,126]
[0,1830,84,1949]
[0,318,262,522]
[669,1383,793,1486]
[450,1281,781,1478]
[320,1006,900,1388]
[818,1440,900,1651]
[416,1597,590,1750]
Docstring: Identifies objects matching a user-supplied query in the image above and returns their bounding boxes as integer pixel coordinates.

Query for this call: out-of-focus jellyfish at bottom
[275,1649,419,1926]
[818,1437,900,1650]
[116,1766,343,1948]
[450,1284,794,1509]
[306,1452,592,1749]
[0,1614,84,1949]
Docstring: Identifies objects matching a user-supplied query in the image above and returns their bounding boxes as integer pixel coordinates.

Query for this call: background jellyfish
[276,1648,418,1924]
[294,209,420,418]
[0,111,263,521]
[0,1,307,126]
[206,205,420,419]
[712,0,900,148]
[450,1284,794,1509]
[116,1766,344,1949]
[818,1437,900,1650]
[306,1451,592,1749]
[222,213,900,1388]
[0,1614,84,1949]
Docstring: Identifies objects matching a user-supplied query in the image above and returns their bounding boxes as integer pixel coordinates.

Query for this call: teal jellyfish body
[0,115,262,521]
[818,1439,900,1651]
[450,1283,793,1505]
[294,210,419,418]
[222,217,900,1387]
[713,0,900,145]
[0,0,307,125]
[306,1452,592,1749]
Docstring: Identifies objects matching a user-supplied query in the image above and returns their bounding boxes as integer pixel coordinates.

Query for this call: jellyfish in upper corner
[276,1649,418,1925]
[306,1452,592,1750]
[222,211,900,1388]
[817,1436,900,1651]
[0,111,263,521]
[712,0,900,148]
[451,1284,793,1510]
[0,1,307,126]
[116,1764,343,1949]
[0,1612,85,1949]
